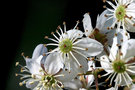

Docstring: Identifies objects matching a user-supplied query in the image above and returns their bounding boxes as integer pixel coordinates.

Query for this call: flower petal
[26,79,38,89]
[86,75,94,88]
[96,10,109,31]
[100,55,113,73]
[57,52,88,82]
[32,44,48,59]
[121,39,135,59]
[109,37,118,61]
[63,79,82,90]
[83,13,93,37]
[43,52,64,75]
[62,29,83,40]
[75,38,103,56]
[25,55,43,74]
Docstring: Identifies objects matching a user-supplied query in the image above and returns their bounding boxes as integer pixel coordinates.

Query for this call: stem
[94,72,99,90]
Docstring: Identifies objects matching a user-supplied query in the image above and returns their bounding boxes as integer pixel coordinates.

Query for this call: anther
[133,23,135,26]
[21,52,24,56]
[51,32,54,35]
[44,36,48,39]
[102,0,106,3]
[115,33,117,36]
[120,52,123,56]
[15,62,19,66]
[108,84,112,87]
[76,20,80,23]
[43,53,46,56]
[87,57,90,61]
[57,25,61,29]
[120,39,123,42]
[125,33,128,36]
[80,65,82,68]
[31,74,36,79]
[63,21,66,25]
[104,14,108,17]
[85,48,88,51]
[103,5,106,8]
[107,27,110,30]
[15,73,18,76]
[19,82,23,86]
[98,75,101,78]
[105,78,109,82]
[86,30,88,32]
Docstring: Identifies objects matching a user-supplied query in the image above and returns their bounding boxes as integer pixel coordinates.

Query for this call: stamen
[72,46,86,51]
[110,72,116,85]
[51,32,60,41]
[69,51,82,67]
[72,49,88,59]
[63,21,66,33]
[122,73,129,88]
[57,25,64,36]
[73,20,79,30]
[106,1,116,9]
[45,36,59,43]
[46,43,59,46]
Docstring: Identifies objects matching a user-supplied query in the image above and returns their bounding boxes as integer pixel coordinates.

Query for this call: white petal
[25,56,43,75]
[32,44,48,59]
[125,18,135,32]
[109,37,118,61]
[26,79,38,89]
[83,13,93,37]
[62,29,83,40]
[130,84,135,90]
[96,10,109,31]
[100,55,113,73]
[88,61,95,71]
[121,39,135,59]
[106,29,116,46]
[106,87,115,90]
[58,52,88,82]
[75,38,103,56]
[86,75,94,88]
[63,79,82,90]
[43,52,64,75]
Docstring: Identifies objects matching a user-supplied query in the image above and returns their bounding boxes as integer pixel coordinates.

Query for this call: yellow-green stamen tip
[115,5,126,21]
[59,39,73,53]
[112,60,126,73]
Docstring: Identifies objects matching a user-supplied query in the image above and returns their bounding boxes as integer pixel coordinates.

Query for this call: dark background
[3,0,134,90]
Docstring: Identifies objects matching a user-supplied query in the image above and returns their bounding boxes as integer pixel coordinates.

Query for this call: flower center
[115,5,126,21]
[42,75,56,87]
[112,60,126,73]
[59,38,73,53]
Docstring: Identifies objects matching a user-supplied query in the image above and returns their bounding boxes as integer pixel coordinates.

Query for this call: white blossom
[100,39,135,89]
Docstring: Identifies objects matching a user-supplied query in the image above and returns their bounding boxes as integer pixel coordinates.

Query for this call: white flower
[16,44,74,90]
[100,39,135,89]
[83,10,130,47]
[44,22,103,73]
[105,0,135,32]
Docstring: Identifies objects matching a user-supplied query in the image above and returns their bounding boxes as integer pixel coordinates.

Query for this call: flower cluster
[16,0,135,90]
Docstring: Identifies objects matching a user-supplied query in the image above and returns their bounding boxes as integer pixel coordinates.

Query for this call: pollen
[115,5,126,21]
[59,39,73,53]
[112,60,126,73]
